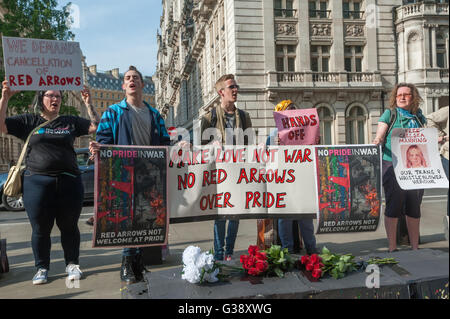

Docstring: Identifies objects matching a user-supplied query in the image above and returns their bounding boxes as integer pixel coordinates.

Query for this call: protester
[373,83,427,252]
[426,106,449,240]
[405,145,427,168]
[0,80,99,285]
[200,74,252,261]
[266,100,318,255]
[89,66,170,283]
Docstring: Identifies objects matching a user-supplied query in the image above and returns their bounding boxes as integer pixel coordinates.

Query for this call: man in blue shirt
[90,66,170,283]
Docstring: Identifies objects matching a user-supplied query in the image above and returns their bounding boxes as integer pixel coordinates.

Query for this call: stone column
[297,0,310,71]
[330,0,345,72]
[423,24,432,68]
[431,25,437,68]
[263,0,276,72]
[365,0,379,72]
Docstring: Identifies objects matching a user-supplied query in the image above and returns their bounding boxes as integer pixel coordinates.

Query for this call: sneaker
[32,268,48,285]
[66,264,83,281]
[225,255,232,261]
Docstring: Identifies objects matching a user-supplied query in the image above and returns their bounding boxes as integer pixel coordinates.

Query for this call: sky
[58,0,163,77]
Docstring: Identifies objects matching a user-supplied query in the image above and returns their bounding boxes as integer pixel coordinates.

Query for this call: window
[274,0,295,18]
[311,45,330,72]
[343,1,363,19]
[436,34,447,68]
[309,1,329,18]
[276,44,296,72]
[345,105,366,144]
[344,45,363,72]
[316,105,334,144]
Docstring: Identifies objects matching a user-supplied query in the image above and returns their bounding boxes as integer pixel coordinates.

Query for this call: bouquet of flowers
[300,253,325,279]
[181,246,220,284]
[240,245,295,278]
[240,245,268,276]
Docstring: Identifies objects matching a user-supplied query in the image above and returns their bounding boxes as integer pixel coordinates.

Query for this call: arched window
[345,104,367,144]
[316,104,335,145]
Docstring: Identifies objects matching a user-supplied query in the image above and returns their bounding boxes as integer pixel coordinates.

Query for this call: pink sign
[273,108,320,145]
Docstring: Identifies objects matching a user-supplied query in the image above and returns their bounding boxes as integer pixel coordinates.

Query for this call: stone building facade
[155,0,449,145]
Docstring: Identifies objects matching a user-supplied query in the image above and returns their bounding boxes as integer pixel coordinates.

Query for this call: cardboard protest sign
[315,145,382,234]
[273,108,319,145]
[2,36,83,91]
[168,145,319,223]
[93,145,169,248]
[391,128,449,190]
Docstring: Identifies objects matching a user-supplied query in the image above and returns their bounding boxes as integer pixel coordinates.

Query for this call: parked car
[0,148,94,211]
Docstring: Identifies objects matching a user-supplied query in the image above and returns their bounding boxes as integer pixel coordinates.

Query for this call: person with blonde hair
[373,83,427,252]
[405,144,427,168]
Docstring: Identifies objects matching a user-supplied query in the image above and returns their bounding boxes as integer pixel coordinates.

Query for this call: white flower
[181,265,201,284]
[182,245,201,266]
[181,246,221,284]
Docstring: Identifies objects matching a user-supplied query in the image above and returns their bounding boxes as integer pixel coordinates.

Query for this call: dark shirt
[5,113,90,175]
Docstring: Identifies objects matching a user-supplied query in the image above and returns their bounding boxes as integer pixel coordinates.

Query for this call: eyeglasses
[396,93,412,98]
[43,94,62,99]
[225,84,240,90]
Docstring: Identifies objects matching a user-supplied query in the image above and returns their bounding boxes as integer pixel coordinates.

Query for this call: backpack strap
[210,107,217,128]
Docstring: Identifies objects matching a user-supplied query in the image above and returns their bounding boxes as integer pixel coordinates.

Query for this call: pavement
[0,192,448,299]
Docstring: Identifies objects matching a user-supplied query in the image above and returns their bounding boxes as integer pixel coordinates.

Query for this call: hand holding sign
[1,80,17,101]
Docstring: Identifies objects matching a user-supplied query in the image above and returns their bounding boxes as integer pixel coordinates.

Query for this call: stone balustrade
[268,71,382,87]
[396,2,449,21]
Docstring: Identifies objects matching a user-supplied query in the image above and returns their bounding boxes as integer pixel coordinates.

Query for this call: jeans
[441,156,449,216]
[278,219,317,254]
[123,248,140,257]
[213,219,239,260]
[23,172,84,270]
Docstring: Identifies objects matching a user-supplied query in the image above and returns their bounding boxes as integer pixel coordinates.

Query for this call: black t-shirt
[5,113,91,175]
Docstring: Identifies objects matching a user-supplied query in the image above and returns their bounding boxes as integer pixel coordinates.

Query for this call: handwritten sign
[273,108,319,145]
[1,36,83,91]
[391,128,449,190]
[93,145,169,248]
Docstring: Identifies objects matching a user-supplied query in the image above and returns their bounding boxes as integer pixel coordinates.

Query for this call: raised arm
[0,80,17,134]
[372,122,389,145]
[81,85,100,134]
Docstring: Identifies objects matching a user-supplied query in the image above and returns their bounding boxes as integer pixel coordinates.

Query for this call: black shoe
[120,256,137,284]
[132,253,145,282]
[86,217,94,226]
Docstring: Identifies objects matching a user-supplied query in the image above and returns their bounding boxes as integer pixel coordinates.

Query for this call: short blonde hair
[215,74,235,93]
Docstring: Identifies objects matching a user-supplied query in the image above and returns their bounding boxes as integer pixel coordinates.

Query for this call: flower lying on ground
[181,246,220,284]
[240,245,268,276]
[300,254,325,279]
[240,245,295,278]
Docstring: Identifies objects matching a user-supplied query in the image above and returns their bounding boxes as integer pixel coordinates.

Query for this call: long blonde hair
[388,83,423,114]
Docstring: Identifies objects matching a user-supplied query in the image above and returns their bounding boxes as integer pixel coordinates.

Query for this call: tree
[0,0,75,115]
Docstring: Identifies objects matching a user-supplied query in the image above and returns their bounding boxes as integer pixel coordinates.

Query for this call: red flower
[248,268,260,276]
[312,268,322,279]
[255,252,266,261]
[245,256,256,269]
[248,245,259,256]
[306,262,314,271]
[313,262,324,270]
[310,254,321,264]
[255,261,268,273]
[240,255,248,265]
[301,255,310,265]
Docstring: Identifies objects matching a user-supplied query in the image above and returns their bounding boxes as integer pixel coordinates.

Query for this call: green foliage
[319,246,358,279]
[0,0,74,114]
[263,245,295,278]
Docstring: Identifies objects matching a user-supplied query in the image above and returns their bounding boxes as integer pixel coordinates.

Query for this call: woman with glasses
[372,83,427,252]
[0,81,99,285]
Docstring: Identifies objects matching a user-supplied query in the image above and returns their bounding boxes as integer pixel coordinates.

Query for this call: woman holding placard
[0,80,99,285]
[372,83,427,252]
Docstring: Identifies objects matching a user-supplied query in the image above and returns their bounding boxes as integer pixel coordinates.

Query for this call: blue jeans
[278,219,317,254]
[122,248,140,257]
[213,219,239,260]
[23,172,84,270]
[442,156,449,216]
